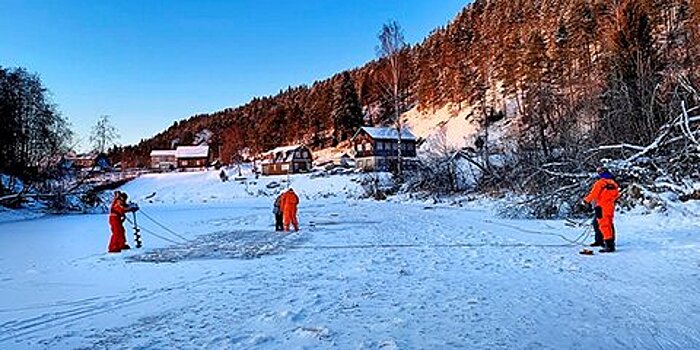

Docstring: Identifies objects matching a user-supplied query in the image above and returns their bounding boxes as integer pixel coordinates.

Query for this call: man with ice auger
[108,191,139,253]
[582,167,620,253]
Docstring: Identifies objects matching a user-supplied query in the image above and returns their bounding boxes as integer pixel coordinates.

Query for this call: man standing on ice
[280,188,299,232]
[582,167,620,253]
[108,191,139,253]
[273,191,284,231]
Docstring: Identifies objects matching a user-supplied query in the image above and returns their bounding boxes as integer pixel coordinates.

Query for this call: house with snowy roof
[150,149,177,170]
[63,152,111,170]
[175,145,210,169]
[259,145,312,175]
[351,126,418,171]
[150,145,210,170]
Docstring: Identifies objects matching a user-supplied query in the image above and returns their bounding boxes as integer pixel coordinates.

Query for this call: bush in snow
[359,172,394,200]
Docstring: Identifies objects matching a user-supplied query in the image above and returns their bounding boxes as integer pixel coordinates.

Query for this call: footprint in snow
[294,326,331,340]
[379,338,399,349]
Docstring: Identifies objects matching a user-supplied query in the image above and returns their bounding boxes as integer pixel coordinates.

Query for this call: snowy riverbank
[1,171,699,349]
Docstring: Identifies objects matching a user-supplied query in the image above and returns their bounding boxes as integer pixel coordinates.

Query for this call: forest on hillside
[116,0,700,161]
[116,0,700,167]
[2,0,699,215]
[113,0,700,215]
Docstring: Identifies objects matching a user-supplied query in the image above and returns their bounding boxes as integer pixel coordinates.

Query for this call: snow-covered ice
[1,170,699,349]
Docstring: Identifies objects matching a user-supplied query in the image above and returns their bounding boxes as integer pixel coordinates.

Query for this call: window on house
[281,164,290,171]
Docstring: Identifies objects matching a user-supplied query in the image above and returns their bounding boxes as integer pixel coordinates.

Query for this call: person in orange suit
[582,167,620,253]
[108,191,138,253]
[280,188,299,232]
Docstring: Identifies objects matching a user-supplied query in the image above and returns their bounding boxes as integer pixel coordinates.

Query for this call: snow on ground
[403,103,513,152]
[1,171,699,349]
[404,103,478,149]
[122,168,365,205]
[0,206,45,224]
[311,145,352,166]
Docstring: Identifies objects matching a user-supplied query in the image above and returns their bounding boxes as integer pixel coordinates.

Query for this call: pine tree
[331,72,363,144]
[568,0,599,79]
[521,30,557,157]
[687,0,700,83]
[599,0,663,145]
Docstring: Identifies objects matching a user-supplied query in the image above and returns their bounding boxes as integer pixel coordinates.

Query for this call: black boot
[590,218,604,247]
[599,239,615,253]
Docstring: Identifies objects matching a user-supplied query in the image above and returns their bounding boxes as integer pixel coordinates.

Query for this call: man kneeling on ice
[108,191,139,253]
[582,167,620,253]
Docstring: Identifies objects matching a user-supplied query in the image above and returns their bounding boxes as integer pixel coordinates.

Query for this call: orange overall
[584,178,620,241]
[108,198,130,253]
[280,190,299,232]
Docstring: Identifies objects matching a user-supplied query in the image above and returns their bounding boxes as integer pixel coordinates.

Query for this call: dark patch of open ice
[127,230,307,263]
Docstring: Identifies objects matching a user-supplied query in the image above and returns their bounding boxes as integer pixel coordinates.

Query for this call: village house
[149,145,210,170]
[351,126,418,171]
[149,150,177,170]
[260,145,313,175]
[335,153,354,168]
[63,152,111,171]
[175,145,210,169]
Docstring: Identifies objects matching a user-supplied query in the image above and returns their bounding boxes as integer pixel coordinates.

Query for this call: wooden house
[150,150,177,170]
[63,152,111,170]
[351,127,418,171]
[175,145,210,169]
[260,145,313,175]
[149,145,210,170]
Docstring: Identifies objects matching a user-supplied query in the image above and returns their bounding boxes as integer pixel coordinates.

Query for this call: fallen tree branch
[541,169,590,179]
[588,143,646,153]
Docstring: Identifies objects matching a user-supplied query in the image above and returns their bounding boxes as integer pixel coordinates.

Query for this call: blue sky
[1,0,468,149]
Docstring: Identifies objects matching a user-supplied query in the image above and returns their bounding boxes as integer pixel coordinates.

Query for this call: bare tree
[376,20,408,176]
[90,115,120,154]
